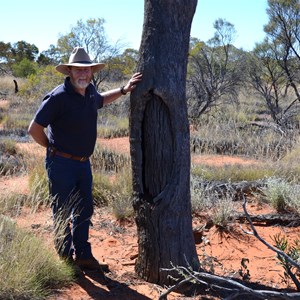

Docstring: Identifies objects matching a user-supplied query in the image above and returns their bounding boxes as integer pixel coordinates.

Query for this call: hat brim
[56,63,105,75]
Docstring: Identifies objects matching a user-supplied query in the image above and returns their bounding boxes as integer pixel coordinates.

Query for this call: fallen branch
[235,212,300,227]
[241,194,300,290]
[159,265,300,300]
[158,195,300,299]
[193,179,266,200]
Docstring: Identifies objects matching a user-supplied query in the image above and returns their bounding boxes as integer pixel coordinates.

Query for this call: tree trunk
[130,0,199,285]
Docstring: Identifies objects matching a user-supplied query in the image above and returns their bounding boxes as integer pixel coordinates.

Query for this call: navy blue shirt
[34,77,104,157]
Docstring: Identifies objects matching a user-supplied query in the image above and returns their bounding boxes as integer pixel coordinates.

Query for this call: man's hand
[123,72,143,93]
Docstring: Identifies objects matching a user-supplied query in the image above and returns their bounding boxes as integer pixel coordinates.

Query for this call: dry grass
[2,74,300,298]
[0,215,75,300]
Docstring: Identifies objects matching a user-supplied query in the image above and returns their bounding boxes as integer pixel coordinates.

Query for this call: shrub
[261,177,291,212]
[190,176,214,213]
[0,215,74,299]
[12,58,38,78]
[20,65,63,100]
[211,195,236,228]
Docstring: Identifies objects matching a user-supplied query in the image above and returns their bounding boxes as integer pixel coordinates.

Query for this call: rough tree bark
[130,0,199,285]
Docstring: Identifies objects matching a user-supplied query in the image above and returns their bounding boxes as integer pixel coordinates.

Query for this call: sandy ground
[1,138,300,299]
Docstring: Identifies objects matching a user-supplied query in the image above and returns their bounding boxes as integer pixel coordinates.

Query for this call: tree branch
[158,195,300,299]
[159,265,300,299]
[241,194,300,272]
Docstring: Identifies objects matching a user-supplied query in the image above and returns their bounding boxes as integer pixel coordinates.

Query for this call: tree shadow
[77,270,152,300]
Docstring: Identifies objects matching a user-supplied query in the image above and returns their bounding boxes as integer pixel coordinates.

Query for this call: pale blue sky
[1,0,268,53]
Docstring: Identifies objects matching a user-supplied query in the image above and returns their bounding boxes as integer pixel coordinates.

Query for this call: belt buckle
[80,156,87,162]
[48,146,56,157]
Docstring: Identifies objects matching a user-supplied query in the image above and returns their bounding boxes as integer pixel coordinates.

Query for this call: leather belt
[49,147,89,162]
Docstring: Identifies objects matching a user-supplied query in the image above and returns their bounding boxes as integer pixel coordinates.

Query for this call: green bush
[12,58,38,78]
[20,65,63,100]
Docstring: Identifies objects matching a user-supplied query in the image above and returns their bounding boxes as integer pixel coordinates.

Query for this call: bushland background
[1,1,300,299]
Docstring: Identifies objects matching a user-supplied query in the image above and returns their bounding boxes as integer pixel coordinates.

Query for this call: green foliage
[272,232,300,288]
[92,172,114,206]
[91,145,133,219]
[1,40,38,72]
[37,45,62,66]
[0,215,74,300]
[11,41,39,63]
[107,48,138,80]
[12,58,38,78]
[187,18,243,119]
[21,65,64,100]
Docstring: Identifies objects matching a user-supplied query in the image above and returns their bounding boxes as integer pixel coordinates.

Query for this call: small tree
[264,0,300,106]
[187,19,244,123]
[245,0,300,129]
[246,40,298,127]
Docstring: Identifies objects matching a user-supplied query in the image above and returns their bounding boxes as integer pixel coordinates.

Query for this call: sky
[1,0,269,53]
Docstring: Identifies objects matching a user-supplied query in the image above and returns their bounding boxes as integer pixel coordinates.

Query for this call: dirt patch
[2,139,300,299]
[192,154,260,166]
[0,99,9,109]
[98,137,130,155]
[0,175,29,195]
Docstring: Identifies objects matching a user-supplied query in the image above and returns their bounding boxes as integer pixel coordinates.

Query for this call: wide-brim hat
[56,47,105,75]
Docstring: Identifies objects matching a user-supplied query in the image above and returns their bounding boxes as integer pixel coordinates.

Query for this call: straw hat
[56,47,105,75]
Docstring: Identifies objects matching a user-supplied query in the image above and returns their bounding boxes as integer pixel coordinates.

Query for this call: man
[28,47,142,272]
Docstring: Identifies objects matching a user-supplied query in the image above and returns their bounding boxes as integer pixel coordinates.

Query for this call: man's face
[69,66,93,90]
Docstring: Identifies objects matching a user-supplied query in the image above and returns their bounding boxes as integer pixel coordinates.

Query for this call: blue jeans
[46,153,94,260]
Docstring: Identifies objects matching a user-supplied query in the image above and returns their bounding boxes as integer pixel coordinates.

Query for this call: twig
[241,194,300,272]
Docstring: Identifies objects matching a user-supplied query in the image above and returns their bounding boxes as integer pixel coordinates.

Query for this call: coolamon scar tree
[130,0,199,286]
